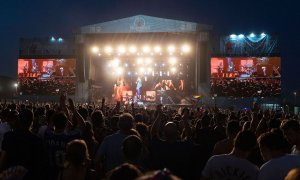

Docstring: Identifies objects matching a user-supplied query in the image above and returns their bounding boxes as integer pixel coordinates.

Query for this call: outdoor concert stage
[18,15,212,104]
[18,15,281,107]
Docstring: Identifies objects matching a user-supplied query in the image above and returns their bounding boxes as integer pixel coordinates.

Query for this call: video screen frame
[17,58,76,95]
[210,57,281,97]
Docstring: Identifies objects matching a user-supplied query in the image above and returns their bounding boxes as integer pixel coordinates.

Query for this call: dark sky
[0,0,299,97]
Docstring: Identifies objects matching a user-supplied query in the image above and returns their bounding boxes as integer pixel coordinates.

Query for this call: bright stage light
[105,46,113,54]
[117,46,126,54]
[129,46,137,53]
[112,58,120,67]
[145,57,152,65]
[137,58,143,65]
[139,67,145,73]
[238,34,245,38]
[116,67,123,75]
[147,67,152,72]
[171,67,176,73]
[181,44,190,53]
[250,33,255,37]
[168,45,175,53]
[50,37,56,42]
[142,45,150,53]
[230,34,237,39]
[154,46,161,53]
[261,32,266,37]
[91,46,99,53]
[169,57,177,65]
[124,63,128,67]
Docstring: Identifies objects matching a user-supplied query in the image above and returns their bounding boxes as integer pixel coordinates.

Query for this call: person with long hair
[58,139,95,180]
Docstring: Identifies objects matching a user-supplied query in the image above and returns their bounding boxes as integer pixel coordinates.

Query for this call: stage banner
[220,34,279,56]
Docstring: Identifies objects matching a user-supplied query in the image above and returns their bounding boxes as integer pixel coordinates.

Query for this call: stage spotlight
[137,58,143,65]
[145,57,152,65]
[58,38,63,42]
[91,46,99,54]
[105,46,113,54]
[171,67,176,73]
[147,67,152,72]
[116,67,124,75]
[181,44,190,53]
[261,32,266,37]
[117,46,126,54]
[169,57,177,65]
[50,37,56,42]
[129,46,137,53]
[168,45,175,53]
[142,45,150,53]
[250,33,255,37]
[112,58,120,67]
[139,67,145,73]
[238,34,245,38]
[230,34,237,39]
[154,45,161,53]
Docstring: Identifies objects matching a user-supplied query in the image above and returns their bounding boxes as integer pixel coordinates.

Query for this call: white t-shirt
[202,154,259,180]
[258,154,300,180]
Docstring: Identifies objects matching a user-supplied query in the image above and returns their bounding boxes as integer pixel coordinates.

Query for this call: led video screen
[18,59,76,95]
[210,57,281,97]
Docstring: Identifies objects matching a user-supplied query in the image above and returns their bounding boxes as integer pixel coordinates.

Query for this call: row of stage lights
[50,37,64,42]
[106,57,181,76]
[111,67,180,76]
[90,44,191,56]
[230,33,267,39]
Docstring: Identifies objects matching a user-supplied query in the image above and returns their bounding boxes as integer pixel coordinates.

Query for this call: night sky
[0,0,299,98]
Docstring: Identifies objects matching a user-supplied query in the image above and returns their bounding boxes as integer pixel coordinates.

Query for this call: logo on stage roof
[130,17,150,32]
[135,17,145,28]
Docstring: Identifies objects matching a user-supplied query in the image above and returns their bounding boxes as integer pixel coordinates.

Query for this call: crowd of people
[18,78,76,95]
[211,78,281,97]
[0,97,299,180]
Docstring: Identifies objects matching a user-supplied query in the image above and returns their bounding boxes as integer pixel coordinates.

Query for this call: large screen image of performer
[210,57,281,97]
[17,58,76,95]
[111,76,186,104]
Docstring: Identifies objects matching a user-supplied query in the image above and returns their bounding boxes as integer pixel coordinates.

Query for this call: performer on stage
[114,80,123,102]
[23,63,28,73]
[136,77,142,100]
[60,67,64,76]
[32,60,38,73]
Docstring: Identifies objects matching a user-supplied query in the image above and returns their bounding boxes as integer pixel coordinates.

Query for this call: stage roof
[79,15,212,34]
